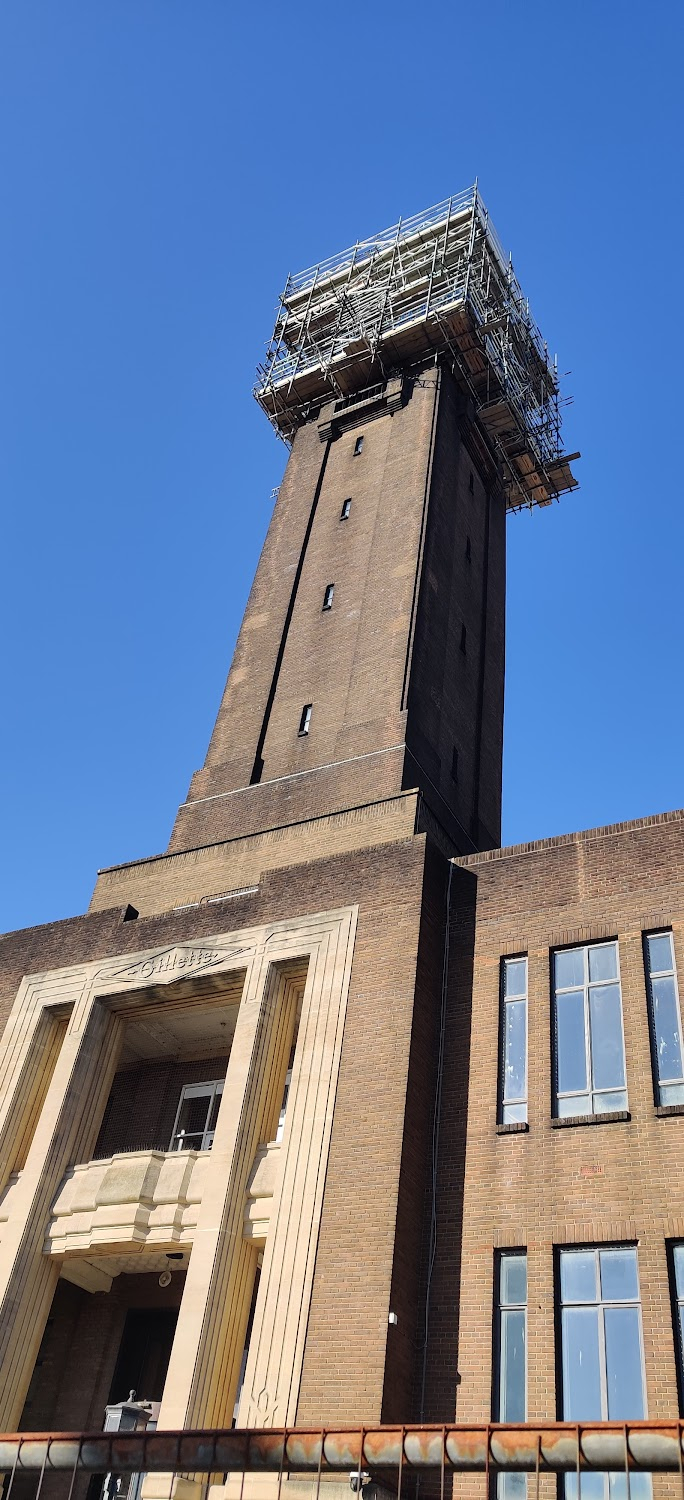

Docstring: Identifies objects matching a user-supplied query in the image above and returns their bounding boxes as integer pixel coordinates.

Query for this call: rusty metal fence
[4,1423,684,1494]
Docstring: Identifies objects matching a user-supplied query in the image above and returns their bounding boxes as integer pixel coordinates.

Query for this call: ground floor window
[495,1251,527,1500]
[559,1246,650,1500]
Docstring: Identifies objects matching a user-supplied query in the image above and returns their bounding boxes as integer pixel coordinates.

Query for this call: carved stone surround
[0,907,358,1436]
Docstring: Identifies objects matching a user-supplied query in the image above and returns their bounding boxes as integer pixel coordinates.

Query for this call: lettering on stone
[103,944,248,987]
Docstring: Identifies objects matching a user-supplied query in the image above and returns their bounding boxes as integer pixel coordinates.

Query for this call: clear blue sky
[1,1,683,934]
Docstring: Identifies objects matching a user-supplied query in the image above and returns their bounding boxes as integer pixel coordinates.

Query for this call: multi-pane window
[170,1080,224,1151]
[560,1247,649,1500]
[644,932,684,1105]
[500,958,528,1124]
[495,1253,527,1500]
[553,943,627,1117]
[670,1243,684,1409]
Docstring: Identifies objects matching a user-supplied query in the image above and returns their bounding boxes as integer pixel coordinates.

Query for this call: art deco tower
[0,188,579,1464]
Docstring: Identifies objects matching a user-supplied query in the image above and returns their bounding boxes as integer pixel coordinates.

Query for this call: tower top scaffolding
[254,184,578,511]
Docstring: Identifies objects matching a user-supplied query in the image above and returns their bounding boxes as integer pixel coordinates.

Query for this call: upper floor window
[553,942,627,1118]
[353,435,364,456]
[170,1079,224,1151]
[322,583,335,611]
[500,957,527,1124]
[298,703,312,736]
[495,1252,527,1500]
[340,498,352,520]
[644,931,684,1105]
[559,1246,649,1500]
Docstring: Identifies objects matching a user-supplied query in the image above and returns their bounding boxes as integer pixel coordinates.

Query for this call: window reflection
[500,958,528,1124]
[644,932,684,1105]
[496,1252,527,1500]
[559,1247,649,1500]
[553,944,627,1117]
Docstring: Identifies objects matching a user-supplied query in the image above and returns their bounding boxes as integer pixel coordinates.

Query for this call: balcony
[44,1148,207,1258]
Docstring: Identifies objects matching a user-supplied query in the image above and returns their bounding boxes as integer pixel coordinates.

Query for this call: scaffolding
[254,184,579,512]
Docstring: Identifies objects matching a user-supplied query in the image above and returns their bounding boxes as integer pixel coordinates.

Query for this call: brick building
[1,186,682,1500]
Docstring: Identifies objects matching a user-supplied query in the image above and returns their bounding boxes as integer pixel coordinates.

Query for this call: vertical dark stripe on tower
[249,439,332,785]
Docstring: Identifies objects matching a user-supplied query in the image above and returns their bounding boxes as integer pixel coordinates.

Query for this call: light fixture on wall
[159,1252,184,1288]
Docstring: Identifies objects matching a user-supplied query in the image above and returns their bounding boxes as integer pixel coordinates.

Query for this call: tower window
[353,435,364,456]
[460,624,467,653]
[469,470,474,493]
[466,535,472,562]
[322,584,335,611]
[340,498,352,520]
[298,703,312,736]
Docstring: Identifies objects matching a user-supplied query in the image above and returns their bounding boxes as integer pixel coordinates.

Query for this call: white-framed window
[495,1252,527,1500]
[353,434,364,456]
[340,498,352,520]
[170,1079,224,1151]
[553,942,627,1118]
[298,703,312,736]
[322,583,335,611]
[644,931,684,1105]
[559,1246,650,1500]
[500,957,528,1124]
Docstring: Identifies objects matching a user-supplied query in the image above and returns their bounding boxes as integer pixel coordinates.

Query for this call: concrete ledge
[551,1110,630,1128]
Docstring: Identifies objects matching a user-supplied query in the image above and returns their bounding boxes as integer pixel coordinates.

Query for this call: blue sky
[1,1,683,933]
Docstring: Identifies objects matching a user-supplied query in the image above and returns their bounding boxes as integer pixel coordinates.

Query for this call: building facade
[1,187,683,1500]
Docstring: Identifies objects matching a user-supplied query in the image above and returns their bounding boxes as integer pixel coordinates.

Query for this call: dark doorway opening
[109,1306,179,1405]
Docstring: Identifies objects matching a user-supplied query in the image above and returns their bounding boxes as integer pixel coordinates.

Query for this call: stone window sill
[551,1110,630,1128]
[496,1121,529,1134]
[655,1103,684,1117]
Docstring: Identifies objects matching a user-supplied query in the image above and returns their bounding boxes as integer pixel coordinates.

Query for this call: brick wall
[422,807,684,1500]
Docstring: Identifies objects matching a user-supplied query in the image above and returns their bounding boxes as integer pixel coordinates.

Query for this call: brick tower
[0,187,588,1477]
[169,187,577,862]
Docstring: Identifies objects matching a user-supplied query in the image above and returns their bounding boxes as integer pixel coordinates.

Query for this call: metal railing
[4,1422,684,1478]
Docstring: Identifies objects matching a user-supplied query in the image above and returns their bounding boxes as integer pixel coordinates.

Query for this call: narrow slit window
[451,746,459,782]
[500,957,528,1124]
[644,931,684,1105]
[298,703,312,736]
[353,435,364,456]
[469,470,475,493]
[322,584,335,611]
[669,1243,684,1411]
[466,535,472,562]
[495,1251,527,1500]
[460,624,467,653]
[553,942,627,1118]
[340,498,352,520]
